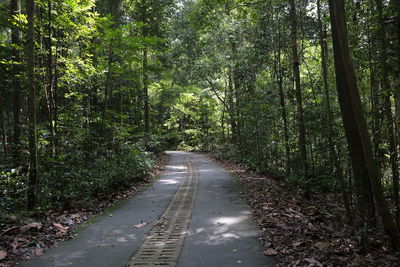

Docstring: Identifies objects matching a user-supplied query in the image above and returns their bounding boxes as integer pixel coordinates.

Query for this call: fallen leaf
[305,258,323,267]
[70,214,80,219]
[53,223,69,231]
[293,242,303,248]
[55,231,67,238]
[0,250,7,260]
[264,241,272,248]
[35,248,44,256]
[12,237,28,252]
[134,221,148,228]
[307,206,318,215]
[20,222,42,232]
[264,248,278,256]
[12,243,19,252]
[63,219,74,226]
[314,242,330,250]
[1,226,18,236]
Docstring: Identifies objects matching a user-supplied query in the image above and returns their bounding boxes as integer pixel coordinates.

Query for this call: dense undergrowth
[0,151,170,266]
[211,142,337,193]
[0,138,168,228]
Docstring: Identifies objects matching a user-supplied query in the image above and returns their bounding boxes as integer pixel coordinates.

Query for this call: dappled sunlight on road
[212,215,247,225]
[196,168,218,174]
[158,179,180,185]
[165,165,187,176]
[187,212,258,246]
[40,229,139,266]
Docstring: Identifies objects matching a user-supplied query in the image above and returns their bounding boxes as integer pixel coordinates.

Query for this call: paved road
[19,151,273,267]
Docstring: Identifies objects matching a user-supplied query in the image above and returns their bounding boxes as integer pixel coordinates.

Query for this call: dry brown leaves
[0,153,170,267]
[216,158,400,267]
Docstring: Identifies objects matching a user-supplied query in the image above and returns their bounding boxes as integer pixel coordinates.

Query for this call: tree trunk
[11,0,22,164]
[26,0,38,210]
[376,0,399,227]
[368,39,382,167]
[143,47,150,135]
[101,43,113,144]
[289,0,308,179]
[46,0,57,157]
[393,1,400,213]
[228,68,237,143]
[317,0,351,222]
[0,96,8,160]
[275,23,290,174]
[328,0,400,248]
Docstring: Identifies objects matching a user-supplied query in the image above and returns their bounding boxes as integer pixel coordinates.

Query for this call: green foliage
[39,144,153,209]
[0,168,27,215]
[212,143,240,161]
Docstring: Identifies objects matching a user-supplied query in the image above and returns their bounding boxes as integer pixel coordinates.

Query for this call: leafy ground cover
[214,157,400,266]
[0,153,170,267]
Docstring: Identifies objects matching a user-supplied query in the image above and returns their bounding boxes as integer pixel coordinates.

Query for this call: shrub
[39,143,154,209]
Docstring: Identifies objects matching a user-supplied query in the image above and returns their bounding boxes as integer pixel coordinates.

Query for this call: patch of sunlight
[221,233,240,239]
[159,179,180,185]
[169,165,186,169]
[197,169,217,173]
[196,228,205,234]
[190,215,259,245]
[127,234,136,240]
[117,236,128,242]
[211,216,247,225]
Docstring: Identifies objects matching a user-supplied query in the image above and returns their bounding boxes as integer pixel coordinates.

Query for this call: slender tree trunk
[275,24,290,174]
[227,67,238,144]
[53,38,59,150]
[228,69,237,143]
[231,41,242,151]
[368,38,382,166]
[0,96,8,160]
[11,0,22,164]
[100,42,113,146]
[289,0,308,179]
[395,0,400,62]
[328,0,400,248]
[46,0,57,157]
[143,47,150,135]
[394,0,400,204]
[26,0,38,210]
[396,92,400,172]
[376,0,399,227]
[317,0,351,222]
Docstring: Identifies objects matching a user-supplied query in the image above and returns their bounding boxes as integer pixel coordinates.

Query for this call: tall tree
[328,0,400,248]
[143,47,150,134]
[26,0,38,209]
[317,0,351,222]
[45,0,57,157]
[289,0,308,179]
[10,0,22,163]
[375,0,400,226]
[274,18,290,174]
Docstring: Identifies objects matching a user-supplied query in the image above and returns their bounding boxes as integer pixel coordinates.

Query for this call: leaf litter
[215,157,400,267]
